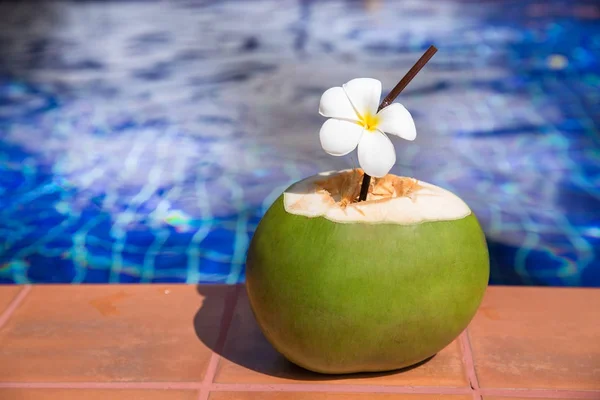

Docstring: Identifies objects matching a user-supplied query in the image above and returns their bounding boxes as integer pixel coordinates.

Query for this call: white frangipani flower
[318,78,416,178]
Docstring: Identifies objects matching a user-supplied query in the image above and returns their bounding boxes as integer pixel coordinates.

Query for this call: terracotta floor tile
[214,291,468,387]
[210,393,472,400]
[0,285,231,382]
[483,397,577,400]
[469,286,600,390]
[0,286,23,317]
[0,389,199,400]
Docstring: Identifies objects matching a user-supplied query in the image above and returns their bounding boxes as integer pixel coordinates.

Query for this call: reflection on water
[0,0,598,285]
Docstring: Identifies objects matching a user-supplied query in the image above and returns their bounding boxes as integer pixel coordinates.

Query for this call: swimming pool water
[0,0,599,285]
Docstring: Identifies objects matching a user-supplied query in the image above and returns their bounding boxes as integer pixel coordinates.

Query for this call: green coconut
[246,169,489,374]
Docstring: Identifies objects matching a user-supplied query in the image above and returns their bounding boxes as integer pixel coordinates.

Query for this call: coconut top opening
[283,169,471,224]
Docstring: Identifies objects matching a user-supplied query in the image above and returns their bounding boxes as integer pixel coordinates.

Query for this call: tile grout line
[459,328,482,400]
[198,284,241,400]
[0,382,204,390]
[0,285,32,330]
[481,388,600,399]
[0,382,473,393]
[0,382,599,395]
[197,390,209,400]
[209,383,473,394]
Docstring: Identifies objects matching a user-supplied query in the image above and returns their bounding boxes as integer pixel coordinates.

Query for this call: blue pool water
[0,0,599,285]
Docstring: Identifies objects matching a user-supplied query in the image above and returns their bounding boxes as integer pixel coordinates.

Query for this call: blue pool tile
[153,252,189,271]
[81,268,111,284]
[200,228,235,257]
[25,255,76,283]
[0,0,599,286]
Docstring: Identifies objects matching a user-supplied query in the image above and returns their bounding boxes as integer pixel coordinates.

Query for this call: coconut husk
[314,169,423,209]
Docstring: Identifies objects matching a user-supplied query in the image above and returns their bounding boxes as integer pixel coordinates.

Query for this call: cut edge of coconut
[283,170,472,225]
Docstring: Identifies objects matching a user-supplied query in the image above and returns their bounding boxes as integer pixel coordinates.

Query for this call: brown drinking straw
[358,45,437,202]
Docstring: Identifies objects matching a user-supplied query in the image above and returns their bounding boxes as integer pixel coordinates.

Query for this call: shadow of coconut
[193,284,435,382]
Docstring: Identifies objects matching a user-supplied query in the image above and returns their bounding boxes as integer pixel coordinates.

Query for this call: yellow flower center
[359,112,379,132]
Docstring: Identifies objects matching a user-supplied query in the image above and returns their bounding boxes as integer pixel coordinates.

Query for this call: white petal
[319,119,364,156]
[342,78,382,117]
[376,103,417,140]
[357,131,396,178]
[319,87,359,121]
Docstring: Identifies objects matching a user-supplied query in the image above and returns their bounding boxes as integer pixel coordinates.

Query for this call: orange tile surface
[469,286,600,390]
[0,389,199,400]
[0,285,22,314]
[0,284,598,400]
[0,285,230,382]
[483,397,575,400]
[214,291,468,387]
[210,393,472,400]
